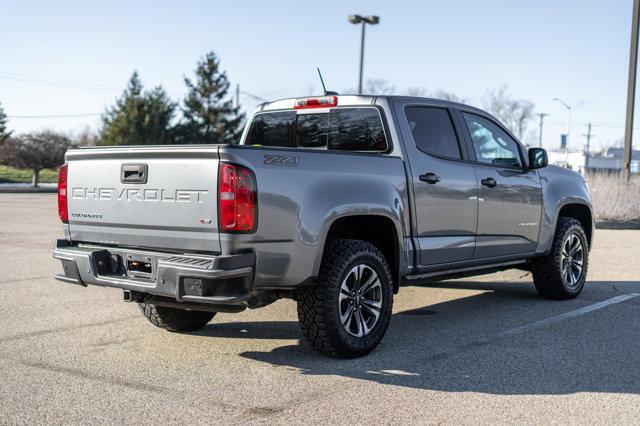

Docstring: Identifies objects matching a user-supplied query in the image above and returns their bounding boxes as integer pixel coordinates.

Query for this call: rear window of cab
[245,108,387,151]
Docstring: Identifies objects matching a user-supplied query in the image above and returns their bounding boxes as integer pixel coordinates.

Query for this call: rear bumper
[53,239,255,308]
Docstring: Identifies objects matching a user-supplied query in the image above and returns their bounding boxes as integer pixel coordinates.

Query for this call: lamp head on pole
[348,15,379,25]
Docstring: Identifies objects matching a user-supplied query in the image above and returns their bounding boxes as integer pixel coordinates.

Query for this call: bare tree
[346,79,423,96]
[73,126,100,146]
[399,86,424,96]
[430,89,467,103]
[482,85,535,142]
[363,79,396,95]
[348,79,468,102]
[0,131,76,186]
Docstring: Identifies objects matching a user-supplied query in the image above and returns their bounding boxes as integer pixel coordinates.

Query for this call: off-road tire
[532,217,589,300]
[296,239,393,358]
[138,303,216,332]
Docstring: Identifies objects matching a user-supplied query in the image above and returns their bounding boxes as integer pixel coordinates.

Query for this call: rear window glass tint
[245,111,295,147]
[245,108,386,151]
[328,109,387,151]
[296,113,329,148]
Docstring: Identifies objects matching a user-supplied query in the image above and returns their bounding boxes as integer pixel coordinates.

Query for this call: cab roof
[257,94,484,114]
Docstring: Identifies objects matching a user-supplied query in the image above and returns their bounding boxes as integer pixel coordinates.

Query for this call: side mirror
[528,147,548,169]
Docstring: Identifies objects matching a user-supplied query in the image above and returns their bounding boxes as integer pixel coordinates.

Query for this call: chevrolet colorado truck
[53,95,593,358]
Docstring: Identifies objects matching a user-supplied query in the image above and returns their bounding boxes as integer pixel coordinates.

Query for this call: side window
[328,108,387,151]
[462,113,522,168]
[245,111,296,147]
[405,107,461,159]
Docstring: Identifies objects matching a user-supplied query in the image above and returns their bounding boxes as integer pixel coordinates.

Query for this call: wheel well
[558,203,593,248]
[324,215,400,293]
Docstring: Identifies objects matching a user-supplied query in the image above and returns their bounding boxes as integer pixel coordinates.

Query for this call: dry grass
[0,166,58,183]
[586,173,640,222]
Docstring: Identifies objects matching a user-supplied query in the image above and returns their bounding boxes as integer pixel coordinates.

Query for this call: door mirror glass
[528,147,548,169]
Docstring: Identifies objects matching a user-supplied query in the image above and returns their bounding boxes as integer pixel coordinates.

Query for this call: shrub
[0,131,76,186]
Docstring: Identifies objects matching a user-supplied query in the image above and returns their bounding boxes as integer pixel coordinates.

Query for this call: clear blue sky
[0,0,635,151]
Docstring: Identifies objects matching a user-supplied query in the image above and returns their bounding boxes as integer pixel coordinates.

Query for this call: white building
[547,147,639,174]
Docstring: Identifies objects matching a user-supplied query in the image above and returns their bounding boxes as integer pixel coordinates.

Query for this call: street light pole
[349,15,380,95]
[358,21,366,95]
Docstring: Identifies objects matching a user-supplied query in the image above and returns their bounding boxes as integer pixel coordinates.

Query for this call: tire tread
[138,303,216,332]
[532,217,589,300]
[296,239,393,358]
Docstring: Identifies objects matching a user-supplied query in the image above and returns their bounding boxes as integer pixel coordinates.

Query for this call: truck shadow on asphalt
[231,280,640,395]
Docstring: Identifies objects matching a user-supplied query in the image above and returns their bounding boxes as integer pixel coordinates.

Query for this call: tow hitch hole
[127,259,152,275]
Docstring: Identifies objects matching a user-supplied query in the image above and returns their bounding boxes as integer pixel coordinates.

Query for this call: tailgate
[65,146,221,253]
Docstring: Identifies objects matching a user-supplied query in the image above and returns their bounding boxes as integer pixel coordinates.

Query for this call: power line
[546,119,640,130]
[3,96,100,110]
[8,112,102,119]
[0,71,120,93]
[240,90,268,102]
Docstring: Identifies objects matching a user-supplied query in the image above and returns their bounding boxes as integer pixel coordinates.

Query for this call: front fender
[537,166,593,254]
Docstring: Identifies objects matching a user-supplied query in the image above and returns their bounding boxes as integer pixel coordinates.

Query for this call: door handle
[419,172,441,184]
[481,177,497,188]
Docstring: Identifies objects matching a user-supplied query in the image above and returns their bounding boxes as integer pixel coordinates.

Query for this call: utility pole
[235,84,240,108]
[537,113,549,148]
[553,98,572,148]
[582,122,594,172]
[624,0,640,177]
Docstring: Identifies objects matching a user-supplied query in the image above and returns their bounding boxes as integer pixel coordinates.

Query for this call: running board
[403,260,527,283]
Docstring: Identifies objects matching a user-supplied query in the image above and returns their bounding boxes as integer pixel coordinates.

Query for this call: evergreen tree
[179,51,244,144]
[100,72,177,145]
[0,101,12,143]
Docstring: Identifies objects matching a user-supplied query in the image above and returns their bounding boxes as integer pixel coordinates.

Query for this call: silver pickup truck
[54,95,593,358]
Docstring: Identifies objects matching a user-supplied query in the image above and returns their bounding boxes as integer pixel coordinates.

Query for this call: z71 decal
[263,155,300,167]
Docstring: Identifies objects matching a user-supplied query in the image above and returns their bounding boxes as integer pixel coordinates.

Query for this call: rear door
[395,100,479,266]
[458,111,542,259]
[66,146,221,253]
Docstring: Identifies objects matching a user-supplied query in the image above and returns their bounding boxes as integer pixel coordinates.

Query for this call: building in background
[547,147,640,174]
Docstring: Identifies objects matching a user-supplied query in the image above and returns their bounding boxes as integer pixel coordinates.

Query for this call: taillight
[218,163,256,232]
[294,95,338,109]
[58,163,68,223]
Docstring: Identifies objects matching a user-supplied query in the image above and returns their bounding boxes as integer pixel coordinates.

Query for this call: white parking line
[495,293,640,339]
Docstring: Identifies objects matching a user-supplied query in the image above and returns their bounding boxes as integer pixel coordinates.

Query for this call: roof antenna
[317,67,339,96]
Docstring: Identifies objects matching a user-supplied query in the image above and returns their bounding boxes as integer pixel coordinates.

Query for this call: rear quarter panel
[219,146,411,288]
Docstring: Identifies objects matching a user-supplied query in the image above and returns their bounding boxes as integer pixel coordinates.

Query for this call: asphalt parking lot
[1,193,639,424]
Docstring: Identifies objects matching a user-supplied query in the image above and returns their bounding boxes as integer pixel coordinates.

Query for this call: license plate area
[124,254,155,278]
[87,247,158,280]
[127,258,153,276]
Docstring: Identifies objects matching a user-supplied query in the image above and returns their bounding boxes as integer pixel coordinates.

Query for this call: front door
[459,112,542,259]
[396,102,479,266]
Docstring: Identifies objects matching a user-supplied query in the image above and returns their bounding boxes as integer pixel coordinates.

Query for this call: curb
[0,186,57,193]
[596,221,640,230]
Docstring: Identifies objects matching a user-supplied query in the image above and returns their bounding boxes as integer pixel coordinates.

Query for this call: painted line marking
[494,293,640,339]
